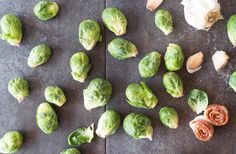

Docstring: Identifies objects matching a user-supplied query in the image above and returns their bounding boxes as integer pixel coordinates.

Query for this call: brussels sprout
[187,89,208,114]
[123,113,153,140]
[102,7,127,36]
[44,86,66,107]
[0,14,22,46]
[27,44,51,68]
[138,51,161,78]
[163,72,183,98]
[125,82,158,109]
[164,44,184,71]
[83,78,112,110]
[36,103,58,134]
[155,9,173,35]
[70,52,91,82]
[229,71,236,92]
[159,107,179,129]
[227,14,236,47]
[108,38,138,60]
[34,0,59,21]
[0,131,23,154]
[8,77,29,103]
[96,109,121,138]
[60,148,81,154]
[67,123,94,147]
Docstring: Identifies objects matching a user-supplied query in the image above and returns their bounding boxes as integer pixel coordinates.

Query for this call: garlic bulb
[181,0,223,30]
[146,0,163,11]
[212,51,230,71]
[186,52,204,73]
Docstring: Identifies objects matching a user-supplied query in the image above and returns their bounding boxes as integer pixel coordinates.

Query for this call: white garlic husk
[212,51,230,71]
[186,52,204,73]
[146,0,163,11]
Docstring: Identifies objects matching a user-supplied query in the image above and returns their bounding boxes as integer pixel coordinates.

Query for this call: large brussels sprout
[44,86,66,107]
[123,113,153,140]
[138,51,161,78]
[96,109,121,138]
[0,131,23,154]
[34,0,59,21]
[227,14,236,47]
[83,78,112,110]
[164,44,184,71]
[163,72,183,98]
[60,148,81,154]
[155,9,173,35]
[0,14,22,46]
[102,7,127,36]
[159,107,179,129]
[108,38,138,60]
[8,77,29,103]
[36,103,58,134]
[229,71,236,92]
[125,82,158,109]
[79,19,102,51]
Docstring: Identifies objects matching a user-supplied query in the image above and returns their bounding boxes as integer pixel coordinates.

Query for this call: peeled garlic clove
[146,0,163,11]
[212,51,230,71]
[186,52,204,73]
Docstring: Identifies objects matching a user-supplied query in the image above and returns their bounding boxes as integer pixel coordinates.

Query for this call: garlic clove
[186,52,204,73]
[212,51,230,71]
[146,0,163,11]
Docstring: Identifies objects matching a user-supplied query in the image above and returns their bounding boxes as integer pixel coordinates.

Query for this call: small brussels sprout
[60,148,81,154]
[187,89,209,114]
[123,113,153,140]
[138,51,161,78]
[159,107,179,129]
[8,77,29,103]
[155,9,173,35]
[125,81,158,109]
[34,0,59,21]
[83,78,112,110]
[96,109,121,138]
[108,38,138,60]
[229,71,236,92]
[28,44,51,68]
[163,72,183,98]
[227,14,236,47]
[36,103,58,134]
[102,7,127,36]
[0,131,23,154]
[164,44,184,71]
[0,14,22,46]
[67,123,94,147]
[44,86,66,107]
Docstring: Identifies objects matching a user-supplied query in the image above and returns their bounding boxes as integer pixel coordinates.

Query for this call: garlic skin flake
[186,52,204,73]
[212,51,230,71]
[181,0,223,30]
[146,0,163,12]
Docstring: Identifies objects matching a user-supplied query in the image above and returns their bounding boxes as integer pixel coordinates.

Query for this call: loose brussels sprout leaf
[229,71,236,92]
[67,123,94,147]
[34,0,59,21]
[155,9,173,35]
[96,109,121,138]
[60,148,81,154]
[44,86,66,107]
[70,52,91,83]
[159,107,179,129]
[138,51,161,78]
[102,7,127,36]
[125,81,158,109]
[83,78,112,110]
[187,89,208,114]
[8,77,29,103]
[28,44,51,68]
[0,131,23,154]
[108,38,138,60]
[123,113,153,140]
[164,43,184,71]
[227,14,236,47]
[163,72,183,98]
[0,14,22,46]
[36,103,58,134]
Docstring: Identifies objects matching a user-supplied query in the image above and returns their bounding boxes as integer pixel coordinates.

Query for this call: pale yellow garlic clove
[212,51,230,71]
[146,0,163,11]
[186,52,204,73]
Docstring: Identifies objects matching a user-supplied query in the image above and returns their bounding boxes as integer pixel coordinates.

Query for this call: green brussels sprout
[96,109,121,138]
[44,86,66,107]
[123,113,153,140]
[70,52,91,82]
[229,71,236,92]
[67,123,94,147]
[125,81,158,109]
[163,72,183,98]
[164,44,184,71]
[83,78,112,110]
[27,44,51,68]
[108,38,138,60]
[187,89,208,114]
[155,9,173,35]
[0,131,23,154]
[34,0,59,21]
[0,14,22,46]
[159,107,179,129]
[79,19,102,51]
[227,14,236,47]
[60,148,81,154]
[8,77,29,103]
[102,7,127,36]
[138,51,161,78]
[36,103,58,134]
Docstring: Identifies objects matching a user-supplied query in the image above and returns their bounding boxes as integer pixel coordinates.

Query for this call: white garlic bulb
[212,51,230,71]
[186,52,204,73]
